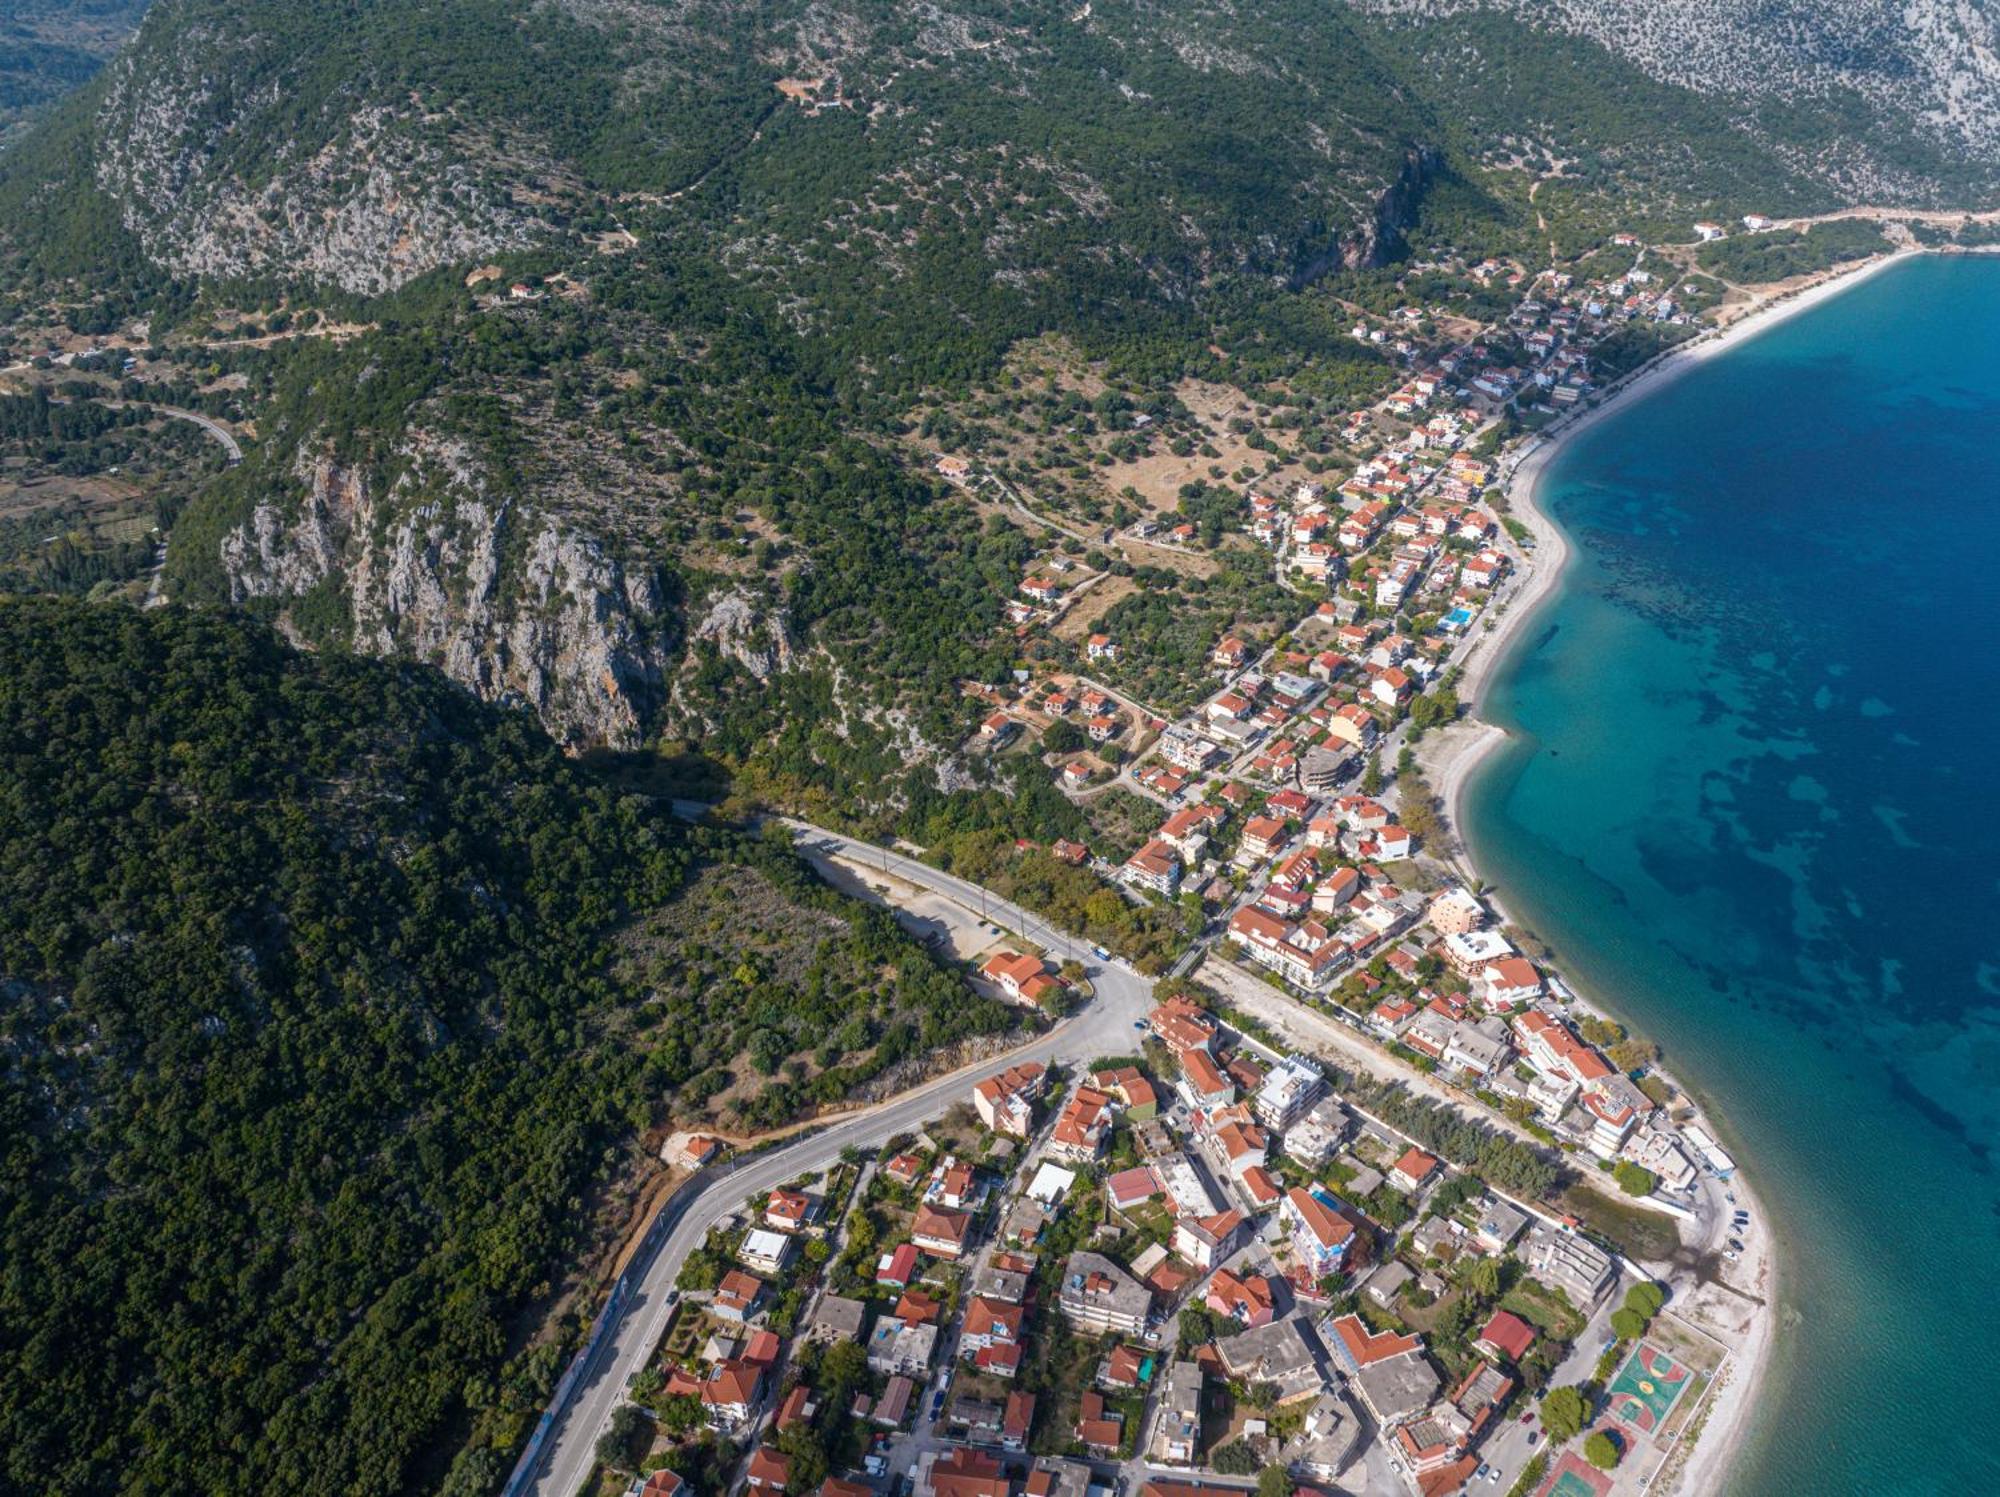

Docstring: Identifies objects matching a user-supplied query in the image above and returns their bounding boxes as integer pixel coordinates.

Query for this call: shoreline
[1415,247,1919,1494]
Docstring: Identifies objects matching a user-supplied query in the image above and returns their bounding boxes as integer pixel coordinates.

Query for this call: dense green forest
[0,598,1014,1496]
[1696,219,1889,283]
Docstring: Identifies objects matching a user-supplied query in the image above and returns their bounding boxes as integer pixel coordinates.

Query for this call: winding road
[523,820,1158,1497]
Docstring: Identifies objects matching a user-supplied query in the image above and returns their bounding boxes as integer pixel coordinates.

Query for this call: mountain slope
[0,597,1020,1497]
[0,1,147,146]
[0,0,1981,778]
[1352,0,2000,201]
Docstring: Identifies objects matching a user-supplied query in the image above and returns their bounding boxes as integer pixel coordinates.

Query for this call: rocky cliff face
[91,25,538,293]
[1349,0,2000,198]
[219,436,675,747]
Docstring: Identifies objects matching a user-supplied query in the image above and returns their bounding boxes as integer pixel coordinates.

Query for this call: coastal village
[579,220,1791,1497]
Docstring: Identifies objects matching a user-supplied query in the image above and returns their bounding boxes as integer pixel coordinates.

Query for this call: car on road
[1093,945,1111,960]
[1487,1469,1501,1484]
[1723,1249,1740,1261]
[1527,1433,1538,1448]
[1133,1020,1147,1030]
[1727,1238,1745,1252]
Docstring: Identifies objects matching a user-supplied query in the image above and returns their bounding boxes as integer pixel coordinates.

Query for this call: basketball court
[1607,1340,1693,1434]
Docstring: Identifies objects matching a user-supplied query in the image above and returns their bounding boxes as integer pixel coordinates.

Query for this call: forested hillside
[0,598,1017,1496]
[0,0,146,145]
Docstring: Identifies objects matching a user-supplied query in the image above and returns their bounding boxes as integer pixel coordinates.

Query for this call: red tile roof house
[973,1061,1048,1138]
[1325,1313,1422,1372]
[1107,1165,1164,1214]
[746,1445,790,1491]
[1076,1390,1125,1452]
[1179,1047,1235,1109]
[699,1358,765,1427]
[974,1339,1024,1379]
[1478,955,1544,1010]
[1049,1087,1114,1162]
[884,1151,926,1187]
[1149,997,1219,1055]
[961,1295,1025,1355]
[1173,1209,1246,1270]
[1003,1389,1036,1450]
[1240,815,1289,860]
[1241,1164,1282,1211]
[1099,1343,1150,1391]
[1205,1267,1277,1328]
[712,1269,766,1323]
[876,1241,921,1287]
[1475,1309,1538,1364]
[766,1187,817,1232]
[1389,1147,1441,1194]
[776,1382,815,1430]
[922,1447,1010,1497]
[980,949,1059,1007]
[911,1203,973,1259]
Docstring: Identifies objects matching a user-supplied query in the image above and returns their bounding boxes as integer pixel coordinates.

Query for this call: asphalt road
[526,821,1158,1497]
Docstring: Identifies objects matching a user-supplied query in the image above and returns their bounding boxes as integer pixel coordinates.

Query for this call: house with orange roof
[920,1446,1010,1497]
[1212,1120,1269,1177]
[980,949,1059,1007]
[1240,1165,1282,1211]
[1475,1309,1537,1364]
[699,1357,765,1427]
[745,1446,790,1491]
[1091,1064,1160,1119]
[1049,1087,1114,1163]
[961,1295,1025,1357]
[912,1203,972,1259]
[973,1061,1048,1138]
[1076,1390,1125,1452]
[1478,955,1544,1010]
[1514,1009,1614,1085]
[1148,997,1218,1056]
[1389,1146,1441,1195]
[1176,1047,1234,1112]
[1098,1342,1150,1391]
[1173,1208,1245,1270]
[1283,1186,1356,1280]
[1205,1267,1277,1327]
[1120,838,1182,897]
[713,1269,766,1323]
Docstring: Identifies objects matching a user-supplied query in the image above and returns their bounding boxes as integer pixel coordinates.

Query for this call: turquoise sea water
[1464,254,2000,1494]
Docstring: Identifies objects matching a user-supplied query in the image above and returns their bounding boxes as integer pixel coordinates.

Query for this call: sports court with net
[1608,1340,1692,1433]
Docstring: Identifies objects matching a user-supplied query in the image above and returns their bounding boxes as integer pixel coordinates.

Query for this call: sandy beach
[1410,248,1921,1494]
[1427,246,1919,855]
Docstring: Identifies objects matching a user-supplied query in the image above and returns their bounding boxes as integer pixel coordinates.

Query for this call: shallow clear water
[1464,254,2000,1494]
